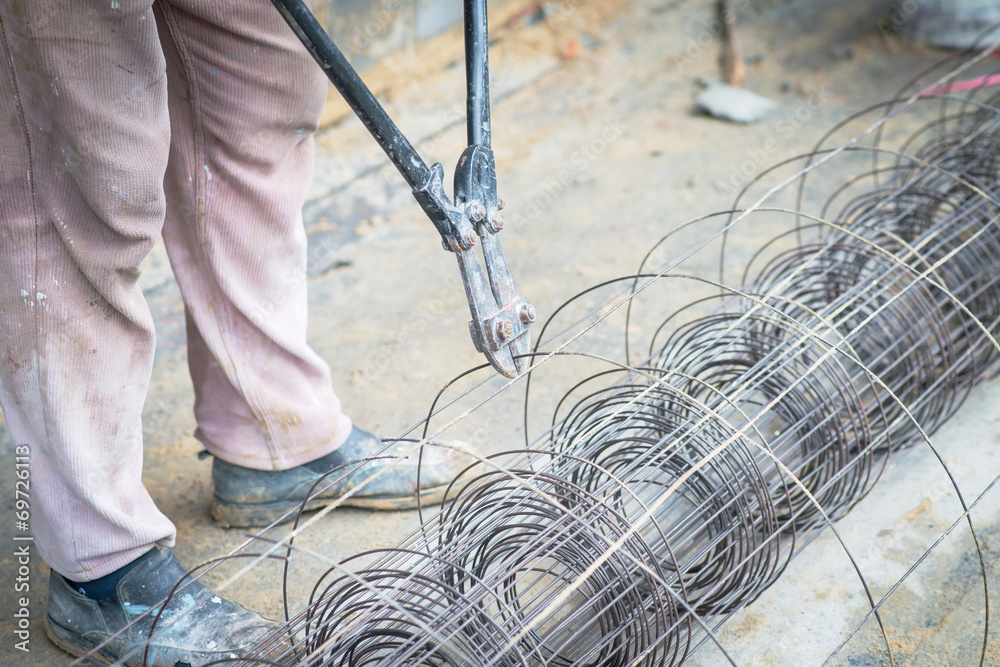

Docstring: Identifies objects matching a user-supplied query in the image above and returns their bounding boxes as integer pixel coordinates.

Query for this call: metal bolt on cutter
[272,0,534,377]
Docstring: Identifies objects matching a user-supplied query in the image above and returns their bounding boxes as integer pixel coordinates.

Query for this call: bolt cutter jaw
[452,145,533,378]
[410,149,534,378]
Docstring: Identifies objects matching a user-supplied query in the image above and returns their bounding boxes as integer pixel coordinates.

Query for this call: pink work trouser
[0,0,352,581]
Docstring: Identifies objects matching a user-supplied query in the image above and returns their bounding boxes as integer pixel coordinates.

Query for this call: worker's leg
[152,0,477,528]
[0,1,176,580]
[154,0,352,471]
[1,14,291,661]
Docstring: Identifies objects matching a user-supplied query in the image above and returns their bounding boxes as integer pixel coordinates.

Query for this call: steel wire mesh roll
[245,63,1000,667]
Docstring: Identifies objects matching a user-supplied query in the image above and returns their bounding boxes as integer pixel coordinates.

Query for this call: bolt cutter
[272,0,534,377]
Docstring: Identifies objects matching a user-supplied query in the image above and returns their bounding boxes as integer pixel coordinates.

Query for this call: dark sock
[62,547,159,600]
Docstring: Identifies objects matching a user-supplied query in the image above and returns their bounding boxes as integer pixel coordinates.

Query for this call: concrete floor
[2,0,998,664]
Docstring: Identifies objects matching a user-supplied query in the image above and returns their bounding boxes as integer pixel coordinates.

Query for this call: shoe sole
[210,484,451,528]
[45,615,116,665]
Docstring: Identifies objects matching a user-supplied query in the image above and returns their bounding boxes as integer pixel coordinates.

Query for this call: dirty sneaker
[44,547,279,666]
[209,426,477,528]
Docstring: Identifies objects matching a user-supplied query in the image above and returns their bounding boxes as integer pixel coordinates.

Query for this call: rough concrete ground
[2,0,999,664]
